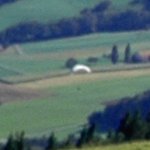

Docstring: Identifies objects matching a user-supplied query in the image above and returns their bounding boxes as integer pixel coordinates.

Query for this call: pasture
[70,141,150,150]
[0,30,149,140]
[0,69,149,139]
[0,30,150,82]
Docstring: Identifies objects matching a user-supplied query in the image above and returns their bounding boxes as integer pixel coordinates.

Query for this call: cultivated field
[0,30,150,82]
[0,30,149,140]
[0,69,149,139]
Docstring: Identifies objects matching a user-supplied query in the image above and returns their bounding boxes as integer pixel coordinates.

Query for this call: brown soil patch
[0,83,44,103]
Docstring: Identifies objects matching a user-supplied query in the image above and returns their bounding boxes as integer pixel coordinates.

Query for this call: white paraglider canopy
[72,64,91,73]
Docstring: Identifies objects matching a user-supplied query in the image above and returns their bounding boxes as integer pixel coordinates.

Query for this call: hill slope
[0,0,130,31]
[0,0,149,46]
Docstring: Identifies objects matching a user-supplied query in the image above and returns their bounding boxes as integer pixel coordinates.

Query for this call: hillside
[89,90,150,132]
[0,30,150,83]
[1,0,149,45]
[0,0,129,31]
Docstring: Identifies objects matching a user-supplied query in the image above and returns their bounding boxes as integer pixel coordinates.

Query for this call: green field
[70,141,150,150]
[22,30,150,53]
[0,29,149,140]
[0,0,130,31]
[0,0,149,146]
[0,30,150,82]
[0,70,149,139]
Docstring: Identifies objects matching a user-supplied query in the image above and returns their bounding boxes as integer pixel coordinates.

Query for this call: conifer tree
[76,126,87,148]
[86,123,96,143]
[111,45,119,64]
[46,132,57,150]
[124,43,131,63]
[4,135,16,150]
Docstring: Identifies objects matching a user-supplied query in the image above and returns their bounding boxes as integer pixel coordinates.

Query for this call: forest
[0,0,150,46]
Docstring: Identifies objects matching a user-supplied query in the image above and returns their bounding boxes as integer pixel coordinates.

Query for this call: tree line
[1,90,150,150]
[65,43,149,70]
[0,0,18,6]
[1,0,150,46]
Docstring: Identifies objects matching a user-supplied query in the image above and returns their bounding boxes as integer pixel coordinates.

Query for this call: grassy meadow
[0,30,150,82]
[70,141,150,150]
[0,70,149,139]
[0,30,149,140]
[0,1,150,150]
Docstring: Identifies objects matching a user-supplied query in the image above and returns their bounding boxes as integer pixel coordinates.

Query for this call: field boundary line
[0,63,150,85]
[0,64,24,75]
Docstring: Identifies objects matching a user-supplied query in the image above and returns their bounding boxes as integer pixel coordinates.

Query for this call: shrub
[87,57,99,63]
[65,58,78,69]
[131,52,144,63]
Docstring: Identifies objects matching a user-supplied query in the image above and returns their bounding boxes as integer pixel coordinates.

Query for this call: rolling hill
[1,0,147,45]
[0,0,149,143]
[0,0,130,31]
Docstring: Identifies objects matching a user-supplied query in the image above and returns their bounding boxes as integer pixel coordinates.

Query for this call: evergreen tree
[76,126,87,148]
[63,134,75,148]
[4,135,16,150]
[111,45,119,64]
[145,112,150,139]
[130,111,146,140]
[117,112,133,140]
[86,123,96,143]
[107,129,118,143]
[124,43,131,63]
[15,131,25,150]
[46,132,57,150]
[117,111,147,140]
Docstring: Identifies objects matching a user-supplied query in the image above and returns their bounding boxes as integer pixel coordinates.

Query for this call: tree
[63,134,75,148]
[111,45,119,64]
[46,132,57,150]
[65,58,78,69]
[86,123,96,143]
[4,132,25,150]
[15,131,25,150]
[76,126,87,148]
[131,52,143,63]
[145,112,150,139]
[87,57,99,64]
[117,111,147,140]
[117,112,133,140]
[4,135,16,150]
[124,43,131,63]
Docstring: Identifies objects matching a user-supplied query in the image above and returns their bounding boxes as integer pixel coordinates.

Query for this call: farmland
[0,69,149,139]
[0,30,150,82]
[0,30,149,140]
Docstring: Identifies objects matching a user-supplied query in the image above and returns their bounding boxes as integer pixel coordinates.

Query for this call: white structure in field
[72,64,91,73]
